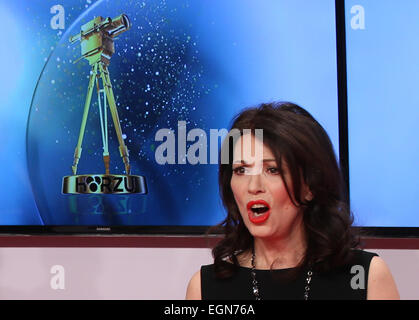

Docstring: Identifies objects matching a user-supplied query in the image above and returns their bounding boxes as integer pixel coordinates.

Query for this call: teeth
[250,203,269,215]
[251,204,267,209]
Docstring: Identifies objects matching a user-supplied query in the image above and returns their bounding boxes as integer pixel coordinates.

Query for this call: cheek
[273,186,291,202]
[230,177,241,202]
[230,178,252,226]
[230,177,248,210]
[270,184,297,212]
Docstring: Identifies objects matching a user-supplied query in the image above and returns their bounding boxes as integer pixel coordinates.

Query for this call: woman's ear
[305,191,313,201]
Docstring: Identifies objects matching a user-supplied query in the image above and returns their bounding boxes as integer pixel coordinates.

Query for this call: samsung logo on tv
[96,227,111,231]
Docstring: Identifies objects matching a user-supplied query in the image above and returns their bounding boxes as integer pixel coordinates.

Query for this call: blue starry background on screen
[1,0,339,226]
[345,0,419,227]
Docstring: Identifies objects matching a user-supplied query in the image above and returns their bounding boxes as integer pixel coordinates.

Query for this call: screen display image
[345,0,419,227]
[1,0,339,229]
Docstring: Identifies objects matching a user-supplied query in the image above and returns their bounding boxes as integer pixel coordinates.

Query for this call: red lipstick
[247,200,270,224]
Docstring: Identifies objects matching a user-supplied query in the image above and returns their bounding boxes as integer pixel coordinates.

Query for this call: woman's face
[230,133,306,240]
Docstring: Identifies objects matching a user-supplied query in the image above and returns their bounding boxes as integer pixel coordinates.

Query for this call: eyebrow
[232,158,277,164]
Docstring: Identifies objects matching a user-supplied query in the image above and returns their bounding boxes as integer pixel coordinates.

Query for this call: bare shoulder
[367,256,400,300]
[185,270,201,300]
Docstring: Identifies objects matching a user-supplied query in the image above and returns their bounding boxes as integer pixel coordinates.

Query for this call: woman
[186,102,399,300]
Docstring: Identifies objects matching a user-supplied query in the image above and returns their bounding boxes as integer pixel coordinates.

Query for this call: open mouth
[250,204,270,215]
[247,200,271,224]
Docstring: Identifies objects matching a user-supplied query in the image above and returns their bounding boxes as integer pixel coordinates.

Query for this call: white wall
[0,248,417,300]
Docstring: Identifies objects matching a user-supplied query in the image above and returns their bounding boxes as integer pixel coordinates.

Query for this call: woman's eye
[232,167,246,174]
[267,167,279,174]
[233,166,279,175]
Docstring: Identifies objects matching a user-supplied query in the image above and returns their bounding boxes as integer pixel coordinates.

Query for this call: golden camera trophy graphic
[62,14,147,195]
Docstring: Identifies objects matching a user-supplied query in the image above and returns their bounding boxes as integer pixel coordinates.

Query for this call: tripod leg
[99,63,131,175]
[71,63,98,175]
[96,76,110,174]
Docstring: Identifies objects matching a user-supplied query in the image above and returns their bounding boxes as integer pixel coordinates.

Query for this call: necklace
[250,245,313,300]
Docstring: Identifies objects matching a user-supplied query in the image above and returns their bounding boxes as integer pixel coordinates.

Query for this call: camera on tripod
[70,14,131,65]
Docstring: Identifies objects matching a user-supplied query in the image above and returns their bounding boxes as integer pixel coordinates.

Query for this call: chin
[247,225,276,239]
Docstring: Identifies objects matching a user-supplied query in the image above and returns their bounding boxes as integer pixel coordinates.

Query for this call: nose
[248,173,265,195]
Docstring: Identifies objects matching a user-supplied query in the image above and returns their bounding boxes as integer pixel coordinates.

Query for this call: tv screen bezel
[335,0,419,238]
[1,0,417,238]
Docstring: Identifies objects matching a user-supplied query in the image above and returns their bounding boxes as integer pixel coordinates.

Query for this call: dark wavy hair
[210,101,360,279]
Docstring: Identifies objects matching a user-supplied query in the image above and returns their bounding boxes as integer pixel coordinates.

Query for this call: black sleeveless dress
[201,249,378,300]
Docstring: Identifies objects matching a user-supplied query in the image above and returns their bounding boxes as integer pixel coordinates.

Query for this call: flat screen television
[344,0,419,237]
[1,0,416,237]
